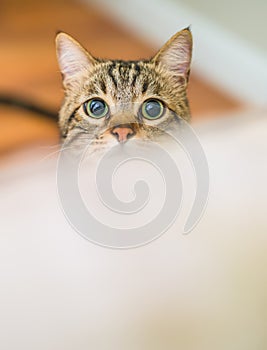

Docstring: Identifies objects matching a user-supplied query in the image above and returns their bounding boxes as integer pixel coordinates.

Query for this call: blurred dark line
[0,94,58,122]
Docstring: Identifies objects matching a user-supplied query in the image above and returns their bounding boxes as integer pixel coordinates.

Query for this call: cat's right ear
[152,28,192,84]
[55,32,96,87]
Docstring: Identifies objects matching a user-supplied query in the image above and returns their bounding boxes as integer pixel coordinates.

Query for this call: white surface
[1,113,267,349]
[177,0,267,54]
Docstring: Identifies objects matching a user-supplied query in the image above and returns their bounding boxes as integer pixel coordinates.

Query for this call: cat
[55,28,192,151]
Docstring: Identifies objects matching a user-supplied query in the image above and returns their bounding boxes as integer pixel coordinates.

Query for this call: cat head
[56,28,192,151]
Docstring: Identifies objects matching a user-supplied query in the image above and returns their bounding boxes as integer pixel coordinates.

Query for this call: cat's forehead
[101,59,152,79]
[82,59,161,103]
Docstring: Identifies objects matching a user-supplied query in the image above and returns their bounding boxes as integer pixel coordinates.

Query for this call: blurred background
[3,0,266,163]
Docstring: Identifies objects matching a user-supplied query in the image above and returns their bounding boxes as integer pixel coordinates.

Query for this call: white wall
[175,0,267,55]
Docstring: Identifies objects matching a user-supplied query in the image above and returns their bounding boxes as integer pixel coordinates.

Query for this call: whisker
[36,143,61,150]
[37,145,74,164]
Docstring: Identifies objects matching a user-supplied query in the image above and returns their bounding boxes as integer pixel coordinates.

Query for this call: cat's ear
[152,28,192,83]
[55,32,96,87]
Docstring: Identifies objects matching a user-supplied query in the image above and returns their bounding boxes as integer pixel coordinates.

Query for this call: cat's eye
[83,98,109,119]
[141,99,164,120]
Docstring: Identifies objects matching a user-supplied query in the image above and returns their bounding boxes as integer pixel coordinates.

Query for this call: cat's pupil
[145,100,161,118]
[90,100,105,116]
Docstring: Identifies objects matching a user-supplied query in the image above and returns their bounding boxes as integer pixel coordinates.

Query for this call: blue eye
[141,99,164,120]
[83,98,108,118]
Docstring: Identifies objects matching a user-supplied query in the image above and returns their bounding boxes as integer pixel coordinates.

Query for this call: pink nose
[111,126,135,143]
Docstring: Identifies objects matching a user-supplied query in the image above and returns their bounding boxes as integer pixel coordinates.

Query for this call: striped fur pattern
[56,28,192,152]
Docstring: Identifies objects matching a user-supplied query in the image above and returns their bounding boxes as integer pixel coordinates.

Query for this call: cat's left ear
[55,32,96,87]
[152,27,192,83]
